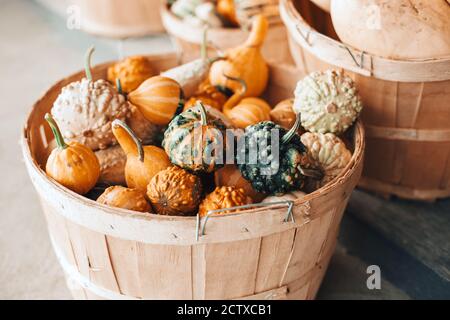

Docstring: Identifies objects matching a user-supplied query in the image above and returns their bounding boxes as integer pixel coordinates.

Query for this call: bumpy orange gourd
[45,113,100,195]
[199,186,252,217]
[107,56,154,93]
[128,76,183,126]
[183,80,228,112]
[209,15,269,114]
[270,99,297,130]
[227,97,271,128]
[214,165,265,202]
[112,120,171,192]
[217,0,239,26]
[147,166,203,216]
[97,186,151,212]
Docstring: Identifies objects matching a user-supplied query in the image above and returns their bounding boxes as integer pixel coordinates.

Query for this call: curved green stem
[116,78,123,95]
[112,119,144,162]
[197,102,208,126]
[281,113,301,145]
[45,113,68,150]
[85,46,95,81]
[201,27,208,62]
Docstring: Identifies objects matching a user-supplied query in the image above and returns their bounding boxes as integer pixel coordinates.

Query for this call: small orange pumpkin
[183,80,228,112]
[45,113,100,194]
[199,186,252,217]
[227,97,271,128]
[112,120,171,192]
[270,99,298,130]
[97,186,151,212]
[214,164,266,202]
[128,76,184,126]
[107,56,154,93]
[147,166,203,216]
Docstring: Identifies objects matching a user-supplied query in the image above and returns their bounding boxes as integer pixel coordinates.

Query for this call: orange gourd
[97,186,151,212]
[183,80,228,112]
[45,113,100,194]
[128,76,184,126]
[270,99,298,130]
[147,166,203,216]
[107,56,154,93]
[112,120,171,192]
[199,186,252,217]
[214,164,265,202]
[217,0,239,26]
[227,97,271,128]
[209,15,269,112]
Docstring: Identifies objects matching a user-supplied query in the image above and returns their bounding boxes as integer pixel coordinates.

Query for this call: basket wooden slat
[281,0,450,201]
[22,53,364,300]
[160,3,293,63]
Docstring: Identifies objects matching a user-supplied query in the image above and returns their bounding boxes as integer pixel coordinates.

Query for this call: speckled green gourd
[162,103,227,173]
[293,69,363,134]
[237,118,310,195]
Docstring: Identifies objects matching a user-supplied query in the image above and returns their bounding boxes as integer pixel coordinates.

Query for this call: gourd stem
[221,74,248,116]
[201,27,208,62]
[244,15,268,48]
[85,46,95,81]
[112,120,144,162]
[223,73,247,96]
[281,113,301,145]
[45,113,68,150]
[197,102,208,126]
[116,78,123,95]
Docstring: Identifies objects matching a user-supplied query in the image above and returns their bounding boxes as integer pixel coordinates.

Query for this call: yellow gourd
[209,15,269,112]
[227,97,271,128]
[45,113,100,195]
[112,120,171,192]
[128,76,183,126]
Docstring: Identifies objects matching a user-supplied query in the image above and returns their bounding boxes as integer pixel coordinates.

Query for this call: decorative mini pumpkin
[95,145,127,186]
[214,164,265,202]
[270,99,297,130]
[262,190,306,203]
[162,103,227,173]
[216,0,239,26]
[51,47,129,150]
[128,76,184,126]
[97,186,151,212]
[238,116,318,195]
[227,97,271,129]
[331,0,450,59]
[293,69,363,135]
[147,166,203,216]
[45,113,100,195]
[199,186,252,217]
[184,80,228,112]
[301,132,352,189]
[112,120,172,192]
[107,56,154,93]
[209,15,269,105]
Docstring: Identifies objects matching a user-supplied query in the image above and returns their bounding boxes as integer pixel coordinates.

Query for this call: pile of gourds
[44,15,363,217]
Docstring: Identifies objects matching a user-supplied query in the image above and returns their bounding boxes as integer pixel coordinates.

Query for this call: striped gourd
[227,97,271,129]
[128,76,183,126]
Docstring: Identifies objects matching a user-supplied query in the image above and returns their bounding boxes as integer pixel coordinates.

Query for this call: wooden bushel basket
[22,53,364,300]
[75,0,165,38]
[161,3,293,64]
[281,0,450,201]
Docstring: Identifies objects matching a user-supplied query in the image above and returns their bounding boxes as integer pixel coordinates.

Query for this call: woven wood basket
[75,0,165,38]
[281,0,450,201]
[161,3,293,63]
[22,53,364,300]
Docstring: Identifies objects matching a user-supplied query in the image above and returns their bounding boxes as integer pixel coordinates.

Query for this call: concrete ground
[0,0,410,299]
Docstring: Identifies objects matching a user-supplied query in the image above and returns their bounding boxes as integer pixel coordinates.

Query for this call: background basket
[161,3,293,63]
[281,0,450,201]
[22,53,364,300]
[41,0,166,38]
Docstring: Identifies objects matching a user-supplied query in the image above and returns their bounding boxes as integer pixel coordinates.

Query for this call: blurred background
[0,0,448,299]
